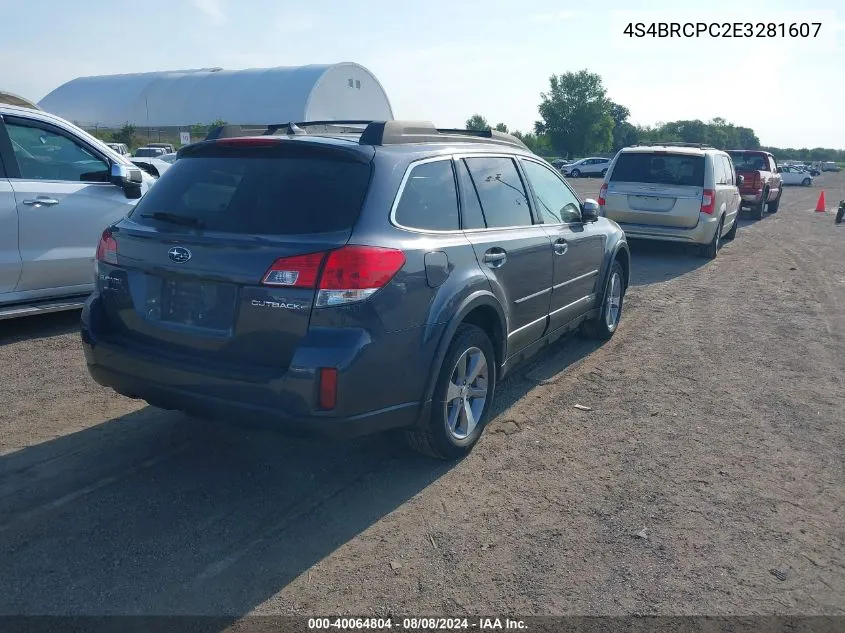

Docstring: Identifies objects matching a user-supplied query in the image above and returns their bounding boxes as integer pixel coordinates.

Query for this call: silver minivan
[599,144,741,259]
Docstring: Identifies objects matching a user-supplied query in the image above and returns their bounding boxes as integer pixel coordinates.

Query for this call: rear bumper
[739,191,765,204]
[608,213,719,245]
[84,360,421,439]
[81,295,430,439]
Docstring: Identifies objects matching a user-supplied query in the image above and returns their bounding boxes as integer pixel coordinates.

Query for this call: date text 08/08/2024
[307,617,527,630]
[622,22,822,38]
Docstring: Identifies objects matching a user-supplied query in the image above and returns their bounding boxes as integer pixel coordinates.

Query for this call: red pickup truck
[727,150,783,219]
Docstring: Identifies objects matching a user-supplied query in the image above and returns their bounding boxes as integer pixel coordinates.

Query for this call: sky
[0,0,843,148]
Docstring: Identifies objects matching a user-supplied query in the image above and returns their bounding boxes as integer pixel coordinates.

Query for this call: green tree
[613,121,639,150]
[466,114,491,131]
[735,127,760,150]
[113,123,137,149]
[494,122,509,133]
[512,131,554,156]
[535,70,615,156]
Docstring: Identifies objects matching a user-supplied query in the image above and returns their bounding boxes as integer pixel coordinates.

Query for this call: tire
[751,189,767,220]
[723,213,738,240]
[768,188,782,213]
[581,260,626,341]
[836,205,845,225]
[802,178,811,186]
[601,168,608,177]
[570,169,581,178]
[405,324,496,460]
[699,216,723,259]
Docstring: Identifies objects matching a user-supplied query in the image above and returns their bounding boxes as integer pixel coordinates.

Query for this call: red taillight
[599,183,608,206]
[262,252,326,287]
[96,229,118,264]
[260,245,406,307]
[319,368,338,410]
[319,246,406,290]
[216,138,280,147]
[701,189,716,215]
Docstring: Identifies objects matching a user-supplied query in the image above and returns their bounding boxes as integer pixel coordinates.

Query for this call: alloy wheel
[444,347,489,440]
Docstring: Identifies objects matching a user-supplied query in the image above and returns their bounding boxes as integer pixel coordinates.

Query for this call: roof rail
[204,120,531,151]
[628,141,716,149]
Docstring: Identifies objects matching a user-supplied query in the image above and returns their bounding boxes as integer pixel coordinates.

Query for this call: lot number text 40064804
[307,617,527,630]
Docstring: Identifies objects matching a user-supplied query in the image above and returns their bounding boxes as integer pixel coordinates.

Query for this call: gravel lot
[1,173,843,617]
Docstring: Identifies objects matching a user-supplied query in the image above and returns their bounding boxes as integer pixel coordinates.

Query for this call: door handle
[22,197,59,207]
[483,249,507,268]
[553,239,568,255]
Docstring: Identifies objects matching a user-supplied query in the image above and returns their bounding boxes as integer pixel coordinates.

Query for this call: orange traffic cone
[815,190,826,213]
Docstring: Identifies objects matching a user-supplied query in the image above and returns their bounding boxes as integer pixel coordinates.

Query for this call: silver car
[599,144,741,259]
[562,157,612,178]
[1,104,155,319]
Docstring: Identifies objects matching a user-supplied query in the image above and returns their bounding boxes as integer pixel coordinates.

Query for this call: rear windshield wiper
[140,211,204,228]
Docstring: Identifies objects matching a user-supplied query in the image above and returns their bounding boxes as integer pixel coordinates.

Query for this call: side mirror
[110,162,143,199]
[737,174,745,186]
[777,166,783,173]
[582,198,600,222]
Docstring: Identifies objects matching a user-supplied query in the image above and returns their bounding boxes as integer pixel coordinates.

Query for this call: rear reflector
[700,189,716,215]
[319,368,338,410]
[96,229,118,264]
[598,183,608,206]
[261,245,406,307]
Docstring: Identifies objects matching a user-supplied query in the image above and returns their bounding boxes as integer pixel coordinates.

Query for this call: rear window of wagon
[610,152,705,187]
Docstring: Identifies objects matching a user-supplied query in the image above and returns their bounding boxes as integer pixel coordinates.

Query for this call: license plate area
[147,276,237,331]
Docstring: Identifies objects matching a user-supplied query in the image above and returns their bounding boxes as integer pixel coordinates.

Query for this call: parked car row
[594,142,813,259]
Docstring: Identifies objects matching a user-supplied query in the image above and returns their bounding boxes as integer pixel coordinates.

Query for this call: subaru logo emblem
[168,246,191,263]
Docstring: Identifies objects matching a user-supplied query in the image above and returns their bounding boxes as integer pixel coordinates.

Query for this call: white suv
[599,144,741,259]
[562,157,612,178]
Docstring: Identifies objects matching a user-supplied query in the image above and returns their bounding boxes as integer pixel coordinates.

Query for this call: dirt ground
[0,173,843,618]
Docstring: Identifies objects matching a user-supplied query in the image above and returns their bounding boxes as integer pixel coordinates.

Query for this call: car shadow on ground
[0,329,604,620]
[0,310,81,346]
[625,238,709,287]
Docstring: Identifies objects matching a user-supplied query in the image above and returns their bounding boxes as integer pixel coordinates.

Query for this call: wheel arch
[420,291,507,405]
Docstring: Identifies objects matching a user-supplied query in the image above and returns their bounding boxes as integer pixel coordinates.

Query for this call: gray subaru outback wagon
[82,120,630,459]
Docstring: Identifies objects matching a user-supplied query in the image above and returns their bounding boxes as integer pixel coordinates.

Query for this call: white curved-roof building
[38,62,394,128]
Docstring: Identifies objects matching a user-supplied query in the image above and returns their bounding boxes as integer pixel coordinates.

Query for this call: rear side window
[713,156,728,185]
[464,157,532,228]
[720,156,735,185]
[610,152,704,187]
[130,153,371,234]
[394,159,459,231]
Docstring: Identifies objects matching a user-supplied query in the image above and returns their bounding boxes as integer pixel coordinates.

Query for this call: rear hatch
[96,138,374,374]
[602,151,705,228]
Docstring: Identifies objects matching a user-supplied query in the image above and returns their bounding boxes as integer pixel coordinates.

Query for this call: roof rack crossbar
[628,141,716,149]
[360,121,529,150]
